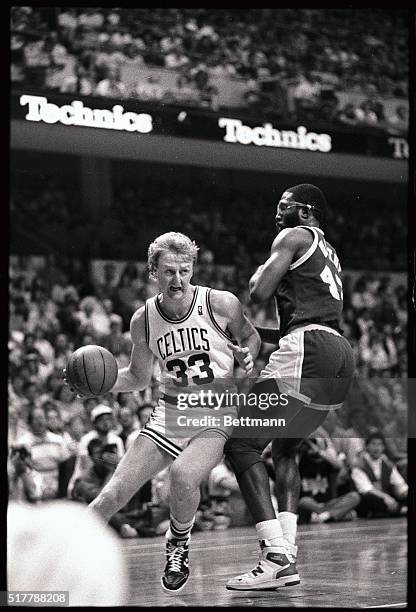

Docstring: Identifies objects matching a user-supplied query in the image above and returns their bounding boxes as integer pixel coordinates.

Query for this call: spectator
[95,65,127,98]
[15,404,71,500]
[291,71,320,117]
[52,381,84,425]
[72,439,138,538]
[60,63,96,95]
[323,409,365,473]
[63,413,86,456]
[102,315,131,360]
[387,104,408,132]
[297,432,360,524]
[57,295,81,338]
[137,403,155,428]
[67,404,124,496]
[164,46,190,69]
[76,296,111,338]
[44,401,64,435]
[207,457,252,528]
[52,333,73,371]
[8,445,39,502]
[351,432,408,518]
[117,405,140,450]
[131,75,165,102]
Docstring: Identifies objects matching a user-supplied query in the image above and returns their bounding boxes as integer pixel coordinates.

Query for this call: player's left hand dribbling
[227,344,254,375]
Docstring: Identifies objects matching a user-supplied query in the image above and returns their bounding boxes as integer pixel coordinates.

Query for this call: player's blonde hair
[147,232,199,275]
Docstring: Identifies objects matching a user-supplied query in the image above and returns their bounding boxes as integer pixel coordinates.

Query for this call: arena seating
[11,8,408,128]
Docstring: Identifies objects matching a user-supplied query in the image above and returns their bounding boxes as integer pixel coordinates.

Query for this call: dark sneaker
[161,538,190,594]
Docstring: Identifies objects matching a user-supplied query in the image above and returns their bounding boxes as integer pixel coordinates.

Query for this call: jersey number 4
[320,265,343,301]
[166,352,215,386]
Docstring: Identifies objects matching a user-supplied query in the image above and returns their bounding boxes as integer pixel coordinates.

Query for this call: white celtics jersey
[145,286,235,397]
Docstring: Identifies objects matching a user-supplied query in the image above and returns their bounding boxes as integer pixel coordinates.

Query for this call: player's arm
[249,228,310,303]
[210,290,261,375]
[111,307,154,393]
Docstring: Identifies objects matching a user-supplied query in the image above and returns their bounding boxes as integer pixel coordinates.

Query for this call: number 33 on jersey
[145,286,235,392]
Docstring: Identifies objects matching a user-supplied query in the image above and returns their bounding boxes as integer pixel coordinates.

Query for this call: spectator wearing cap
[351,432,408,518]
[67,404,124,497]
[72,439,138,538]
[15,404,71,500]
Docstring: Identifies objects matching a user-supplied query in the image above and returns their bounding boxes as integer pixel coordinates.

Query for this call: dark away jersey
[275,226,343,336]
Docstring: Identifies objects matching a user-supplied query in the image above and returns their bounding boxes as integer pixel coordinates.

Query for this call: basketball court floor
[123,517,407,607]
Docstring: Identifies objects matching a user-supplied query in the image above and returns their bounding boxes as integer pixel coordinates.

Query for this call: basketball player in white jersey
[88,232,261,593]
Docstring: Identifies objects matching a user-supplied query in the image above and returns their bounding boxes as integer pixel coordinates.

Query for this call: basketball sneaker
[161,536,190,594]
[226,540,300,591]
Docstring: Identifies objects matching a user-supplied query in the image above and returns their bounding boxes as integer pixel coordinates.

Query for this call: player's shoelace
[166,545,187,573]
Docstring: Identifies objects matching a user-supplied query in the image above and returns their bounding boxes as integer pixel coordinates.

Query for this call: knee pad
[224,437,267,477]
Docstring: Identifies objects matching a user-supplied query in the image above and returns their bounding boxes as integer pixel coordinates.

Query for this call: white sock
[256,518,287,548]
[167,515,194,542]
[278,512,297,546]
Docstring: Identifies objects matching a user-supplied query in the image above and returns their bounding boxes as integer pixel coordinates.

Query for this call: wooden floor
[123,518,407,607]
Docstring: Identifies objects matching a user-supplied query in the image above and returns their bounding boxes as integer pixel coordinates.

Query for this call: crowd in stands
[8,242,407,533]
[11,175,406,271]
[11,7,408,129]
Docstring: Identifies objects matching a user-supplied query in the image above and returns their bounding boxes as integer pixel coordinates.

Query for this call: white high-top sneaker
[226,540,300,591]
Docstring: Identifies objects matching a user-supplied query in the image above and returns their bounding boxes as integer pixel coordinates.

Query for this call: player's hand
[227,344,254,375]
[382,493,399,513]
[62,368,86,399]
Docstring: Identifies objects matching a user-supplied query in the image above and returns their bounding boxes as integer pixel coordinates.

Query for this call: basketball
[66,345,118,397]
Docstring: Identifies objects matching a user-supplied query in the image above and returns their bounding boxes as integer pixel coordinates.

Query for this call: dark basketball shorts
[260,323,355,410]
[224,324,355,466]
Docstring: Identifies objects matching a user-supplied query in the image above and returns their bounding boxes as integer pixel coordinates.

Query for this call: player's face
[155,252,193,300]
[275,200,302,232]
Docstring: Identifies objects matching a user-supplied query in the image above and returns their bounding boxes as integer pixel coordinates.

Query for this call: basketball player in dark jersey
[225,184,355,590]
